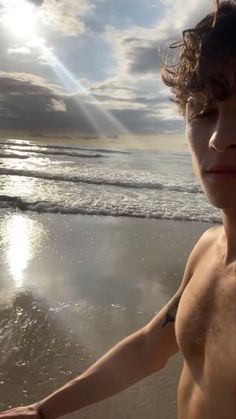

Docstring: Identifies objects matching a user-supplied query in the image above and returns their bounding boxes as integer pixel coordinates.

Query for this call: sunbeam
[2,0,145,143]
[36,43,132,138]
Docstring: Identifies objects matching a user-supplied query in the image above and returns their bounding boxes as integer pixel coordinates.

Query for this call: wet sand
[0,213,217,418]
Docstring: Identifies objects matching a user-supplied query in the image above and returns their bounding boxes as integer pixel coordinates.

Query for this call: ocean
[0,138,221,223]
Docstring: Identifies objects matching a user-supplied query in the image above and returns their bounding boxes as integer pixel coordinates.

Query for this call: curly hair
[160,1,236,116]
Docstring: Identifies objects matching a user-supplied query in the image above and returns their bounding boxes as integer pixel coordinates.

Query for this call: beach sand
[0,213,217,418]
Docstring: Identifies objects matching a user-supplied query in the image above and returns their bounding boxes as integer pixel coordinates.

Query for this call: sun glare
[2,0,40,41]
[6,215,33,288]
[5,214,46,289]
[0,1,135,138]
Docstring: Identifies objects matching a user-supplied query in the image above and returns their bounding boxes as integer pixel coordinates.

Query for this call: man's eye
[189,108,218,121]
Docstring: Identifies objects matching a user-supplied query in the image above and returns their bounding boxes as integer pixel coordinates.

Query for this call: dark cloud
[0,74,69,132]
[128,43,160,74]
[0,72,184,135]
[111,108,184,134]
[119,36,161,75]
[0,73,117,135]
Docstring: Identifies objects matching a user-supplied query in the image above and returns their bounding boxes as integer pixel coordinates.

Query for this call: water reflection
[6,215,32,287]
[0,214,190,417]
[0,292,90,409]
[3,214,46,288]
[0,171,37,201]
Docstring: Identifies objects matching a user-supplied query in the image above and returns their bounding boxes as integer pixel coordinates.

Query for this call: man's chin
[200,182,236,210]
[206,198,236,210]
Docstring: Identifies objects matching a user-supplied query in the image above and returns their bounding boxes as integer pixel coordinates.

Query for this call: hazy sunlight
[1,0,40,41]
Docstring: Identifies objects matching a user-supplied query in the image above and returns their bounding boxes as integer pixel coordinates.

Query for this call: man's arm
[39,298,180,419]
[36,230,204,419]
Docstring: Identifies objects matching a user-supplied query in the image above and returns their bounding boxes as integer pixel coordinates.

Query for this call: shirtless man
[0,1,235,418]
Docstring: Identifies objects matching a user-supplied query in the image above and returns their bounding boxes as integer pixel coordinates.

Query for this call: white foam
[0,140,222,224]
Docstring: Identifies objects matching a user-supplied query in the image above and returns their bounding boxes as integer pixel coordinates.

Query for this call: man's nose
[209,115,236,152]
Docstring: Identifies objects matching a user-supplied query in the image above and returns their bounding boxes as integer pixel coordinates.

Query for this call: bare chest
[175,260,236,380]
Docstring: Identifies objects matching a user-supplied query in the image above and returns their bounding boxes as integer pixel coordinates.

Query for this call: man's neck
[220,210,236,265]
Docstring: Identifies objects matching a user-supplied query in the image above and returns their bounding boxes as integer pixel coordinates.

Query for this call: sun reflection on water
[5,214,45,288]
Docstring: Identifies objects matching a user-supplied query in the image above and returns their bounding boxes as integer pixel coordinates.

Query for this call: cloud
[0,71,185,135]
[88,78,166,112]
[40,0,95,36]
[107,33,160,76]
[49,98,67,112]
[97,0,212,130]
[0,1,214,135]
[0,71,63,94]
[105,0,211,80]
[89,79,137,100]
[8,47,31,55]
[158,0,211,31]
[0,72,66,121]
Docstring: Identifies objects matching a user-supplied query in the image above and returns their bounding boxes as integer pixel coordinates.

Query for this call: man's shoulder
[203,225,223,237]
[194,225,222,253]
[185,226,222,276]
[188,225,223,272]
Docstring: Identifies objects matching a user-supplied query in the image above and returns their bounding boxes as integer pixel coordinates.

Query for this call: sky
[0,0,215,137]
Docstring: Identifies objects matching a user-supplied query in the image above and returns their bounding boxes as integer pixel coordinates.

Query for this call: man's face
[186,61,236,210]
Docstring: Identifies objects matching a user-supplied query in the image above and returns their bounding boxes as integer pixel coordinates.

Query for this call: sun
[1,0,40,41]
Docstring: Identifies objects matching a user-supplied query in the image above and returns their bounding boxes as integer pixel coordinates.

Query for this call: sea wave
[0,167,201,193]
[0,148,105,159]
[0,153,29,159]
[0,194,221,223]
[0,140,131,155]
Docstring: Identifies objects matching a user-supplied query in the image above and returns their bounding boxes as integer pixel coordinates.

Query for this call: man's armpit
[161,296,181,328]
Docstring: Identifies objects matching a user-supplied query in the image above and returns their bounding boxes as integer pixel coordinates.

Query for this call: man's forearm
[40,327,163,419]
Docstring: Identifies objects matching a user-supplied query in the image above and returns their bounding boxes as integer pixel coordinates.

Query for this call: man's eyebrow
[187,95,217,107]
[186,97,193,104]
[186,97,198,107]
[186,97,204,108]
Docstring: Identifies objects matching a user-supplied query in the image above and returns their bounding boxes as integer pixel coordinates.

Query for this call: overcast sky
[0,0,214,137]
